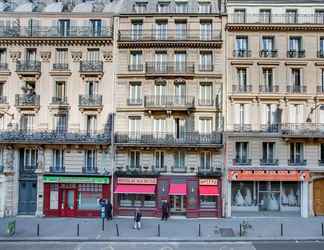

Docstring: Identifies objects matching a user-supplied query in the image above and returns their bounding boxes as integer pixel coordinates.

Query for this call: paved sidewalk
[0,216,324,241]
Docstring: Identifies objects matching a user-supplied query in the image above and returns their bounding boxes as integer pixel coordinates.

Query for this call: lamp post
[306,104,324,123]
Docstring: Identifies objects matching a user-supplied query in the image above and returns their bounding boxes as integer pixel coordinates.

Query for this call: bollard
[281,223,283,237]
[158,224,160,237]
[198,224,201,237]
[322,223,324,237]
[77,224,80,237]
[116,224,120,237]
[37,224,40,237]
[102,218,105,231]
[239,224,242,237]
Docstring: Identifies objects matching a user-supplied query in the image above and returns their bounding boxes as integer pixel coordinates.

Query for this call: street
[0,241,324,250]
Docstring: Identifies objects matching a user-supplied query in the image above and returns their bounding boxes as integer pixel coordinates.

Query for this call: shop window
[78,184,102,210]
[49,184,58,210]
[119,194,156,208]
[281,182,300,209]
[232,181,256,207]
[200,196,217,209]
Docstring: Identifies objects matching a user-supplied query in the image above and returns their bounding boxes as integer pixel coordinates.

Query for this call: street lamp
[306,104,324,123]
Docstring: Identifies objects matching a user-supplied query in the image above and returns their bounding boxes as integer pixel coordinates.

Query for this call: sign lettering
[117,177,157,185]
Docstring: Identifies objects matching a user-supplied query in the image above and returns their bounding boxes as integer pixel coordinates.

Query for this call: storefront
[198,178,221,217]
[43,175,110,217]
[227,170,309,217]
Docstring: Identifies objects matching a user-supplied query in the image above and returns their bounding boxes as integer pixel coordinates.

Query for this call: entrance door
[60,189,76,217]
[170,195,186,214]
[314,179,324,216]
[18,180,37,215]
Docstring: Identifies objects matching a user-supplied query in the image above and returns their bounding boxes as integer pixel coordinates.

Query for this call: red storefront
[43,175,110,217]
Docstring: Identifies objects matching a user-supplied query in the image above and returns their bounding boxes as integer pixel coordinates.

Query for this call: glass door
[258,182,280,212]
[60,189,76,217]
[170,195,186,214]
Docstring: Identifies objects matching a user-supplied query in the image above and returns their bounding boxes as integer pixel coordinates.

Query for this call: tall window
[129,82,142,105]
[89,19,102,37]
[199,51,213,71]
[262,104,280,128]
[0,48,7,70]
[0,148,3,168]
[86,115,97,134]
[85,150,97,170]
[175,2,188,13]
[52,149,64,169]
[200,152,211,169]
[58,19,70,36]
[290,143,304,164]
[26,48,37,62]
[0,114,4,130]
[261,36,274,56]
[133,2,147,13]
[174,118,186,139]
[199,117,212,134]
[174,151,185,169]
[128,116,141,138]
[87,48,99,62]
[154,51,168,72]
[131,20,143,40]
[262,68,273,91]
[153,118,166,138]
[155,151,165,169]
[129,151,140,168]
[54,81,66,102]
[54,114,67,133]
[175,82,186,103]
[154,81,166,104]
[24,148,37,170]
[291,68,302,91]
[0,81,5,98]
[85,80,98,96]
[175,52,187,72]
[262,142,275,163]
[55,48,68,69]
[236,36,248,55]
[155,21,168,40]
[321,69,324,92]
[157,2,170,13]
[199,82,213,105]
[319,37,324,57]
[175,21,187,40]
[20,114,34,132]
[315,10,324,24]
[237,68,247,90]
[234,9,246,23]
[289,37,302,52]
[259,9,271,23]
[199,2,211,13]
[200,21,212,40]
[235,142,248,163]
[286,9,298,23]
[129,51,142,71]
[289,104,304,124]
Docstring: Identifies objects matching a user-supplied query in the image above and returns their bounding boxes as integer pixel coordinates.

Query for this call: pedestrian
[106,200,113,220]
[133,208,142,230]
[166,200,170,219]
[161,201,168,221]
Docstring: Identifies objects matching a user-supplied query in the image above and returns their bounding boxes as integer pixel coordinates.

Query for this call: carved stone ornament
[40,51,51,62]
[71,51,82,62]
[9,51,21,62]
[103,51,113,63]
[36,146,45,170]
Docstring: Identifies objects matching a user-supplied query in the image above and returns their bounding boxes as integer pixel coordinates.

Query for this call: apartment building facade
[225,0,324,217]
[113,0,225,218]
[0,1,115,217]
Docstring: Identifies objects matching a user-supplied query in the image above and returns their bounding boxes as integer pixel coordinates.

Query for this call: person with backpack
[133,208,142,230]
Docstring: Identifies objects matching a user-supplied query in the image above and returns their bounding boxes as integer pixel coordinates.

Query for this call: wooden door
[314,179,324,216]
[60,189,76,217]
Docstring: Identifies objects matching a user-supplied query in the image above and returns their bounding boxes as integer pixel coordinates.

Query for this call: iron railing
[233,158,252,165]
[116,165,164,175]
[171,166,187,173]
[118,30,221,41]
[259,50,278,57]
[79,95,102,107]
[145,62,195,74]
[232,124,252,132]
[259,85,279,93]
[49,166,66,173]
[287,85,307,93]
[233,50,251,57]
[16,61,41,72]
[288,159,307,166]
[0,63,8,71]
[53,63,69,71]
[198,164,223,176]
[281,123,324,136]
[15,94,40,107]
[127,98,143,106]
[0,26,112,38]
[197,99,214,106]
[287,50,305,58]
[260,159,279,165]
[144,95,195,109]
[128,64,144,72]
[51,96,68,105]
[232,85,253,93]
[0,96,7,104]
[82,167,98,174]
[115,132,222,145]
[198,64,214,72]
[260,124,281,133]
[80,61,103,73]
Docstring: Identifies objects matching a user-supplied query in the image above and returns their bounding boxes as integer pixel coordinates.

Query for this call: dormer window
[175,1,188,13]
[157,1,170,13]
[134,2,147,14]
[286,9,298,23]
[315,10,324,24]
[198,2,211,13]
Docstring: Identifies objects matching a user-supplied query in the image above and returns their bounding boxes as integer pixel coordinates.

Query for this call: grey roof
[227,0,324,3]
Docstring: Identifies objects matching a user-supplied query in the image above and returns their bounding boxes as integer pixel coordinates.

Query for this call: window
[86,115,97,134]
[235,36,248,56]
[87,48,99,62]
[174,118,186,139]
[291,68,302,91]
[319,38,324,57]
[200,21,212,40]
[174,151,185,169]
[0,148,3,167]
[288,104,304,124]
[54,114,67,133]
[0,81,5,97]
[155,21,168,40]
[0,48,7,70]
[119,194,156,208]
[131,20,143,40]
[129,82,142,105]
[24,148,37,170]
[155,151,165,169]
[153,118,166,138]
[129,151,140,168]
[199,2,211,14]
[200,152,211,169]
[89,19,102,37]
[175,21,187,40]
[154,51,168,72]
[54,81,66,103]
[262,142,275,163]
[320,70,324,92]
[129,51,142,71]
[315,10,324,24]
[157,1,170,13]
[20,114,34,132]
[199,51,213,71]
[134,2,147,13]
[154,81,166,104]
[26,48,37,62]
[0,114,4,130]
[175,1,188,13]
[238,104,249,127]
[290,143,304,164]
[199,82,213,105]
[235,142,248,163]
[85,80,98,96]
[54,48,68,70]
[261,36,274,55]
[262,104,280,128]
[200,117,212,134]
[320,144,324,164]
[49,184,59,210]
[289,37,302,52]
[259,9,271,23]
[52,149,64,169]
[234,9,246,23]
[128,117,141,138]
[85,150,96,170]
[237,68,247,90]
[78,184,102,210]
[175,52,187,72]
[58,19,70,37]
[262,68,273,91]
[286,9,298,23]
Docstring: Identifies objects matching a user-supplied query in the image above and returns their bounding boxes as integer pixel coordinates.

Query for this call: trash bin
[6,220,16,236]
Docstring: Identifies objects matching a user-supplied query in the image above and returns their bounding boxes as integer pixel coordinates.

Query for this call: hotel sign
[199,179,218,185]
[117,177,157,185]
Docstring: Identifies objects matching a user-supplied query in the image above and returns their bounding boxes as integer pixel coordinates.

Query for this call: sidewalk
[1,216,324,241]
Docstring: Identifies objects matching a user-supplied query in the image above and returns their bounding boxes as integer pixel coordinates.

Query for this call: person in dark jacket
[161,201,169,221]
[134,208,142,230]
[106,200,113,220]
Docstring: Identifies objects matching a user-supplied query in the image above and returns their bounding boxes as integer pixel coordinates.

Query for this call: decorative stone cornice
[40,51,51,62]
[103,51,113,63]
[226,24,324,32]
[9,51,21,62]
[71,51,82,62]
[118,41,223,49]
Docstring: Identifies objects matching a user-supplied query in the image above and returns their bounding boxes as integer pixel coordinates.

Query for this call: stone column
[35,146,45,217]
[301,181,309,218]
[226,180,232,217]
[3,147,16,217]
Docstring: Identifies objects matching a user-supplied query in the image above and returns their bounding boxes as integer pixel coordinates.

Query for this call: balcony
[233,158,252,166]
[198,165,223,177]
[232,85,253,93]
[259,85,279,93]
[0,63,8,71]
[49,166,65,173]
[0,26,112,38]
[281,123,324,138]
[233,50,251,58]
[259,50,278,58]
[80,61,103,78]
[232,124,252,132]
[15,94,40,109]
[127,98,143,106]
[51,96,68,106]
[115,132,222,148]
[197,99,215,107]
[145,62,195,76]
[82,167,98,174]
[52,63,69,71]
[198,64,214,72]
[287,50,305,58]
[260,124,281,133]
[144,95,195,111]
[0,129,110,144]
[115,165,163,176]
[79,95,103,111]
[128,64,144,72]
[288,159,307,166]
[316,86,324,94]
[260,159,279,166]
[16,60,41,78]
[287,85,307,94]
[318,50,324,58]
[171,166,187,173]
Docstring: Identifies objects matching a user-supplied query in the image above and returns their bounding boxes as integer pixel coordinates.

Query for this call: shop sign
[228,170,309,182]
[117,177,157,185]
[43,176,110,184]
[199,179,218,186]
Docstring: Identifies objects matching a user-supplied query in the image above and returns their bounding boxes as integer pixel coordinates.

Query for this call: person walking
[133,208,142,230]
[106,200,113,220]
[161,201,168,221]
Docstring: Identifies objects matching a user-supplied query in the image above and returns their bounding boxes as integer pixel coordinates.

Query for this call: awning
[199,185,220,196]
[114,184,156,194]
[169,183,187,195]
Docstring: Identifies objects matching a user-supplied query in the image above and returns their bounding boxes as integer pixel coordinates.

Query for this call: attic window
[134,2,147,14]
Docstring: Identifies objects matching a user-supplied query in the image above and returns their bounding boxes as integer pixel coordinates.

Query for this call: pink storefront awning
[169,183,187,195]
[115,184,156,194]
[199,185,220,196]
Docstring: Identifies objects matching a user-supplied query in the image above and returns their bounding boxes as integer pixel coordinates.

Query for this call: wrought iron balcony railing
[260,159,279,165]
[259,50,278,58]
[198,64,214,72]
[127,98,143,106]
[115,132,222,146]
[287,50,305,58]
[0,63,8,71]
[198,163,223,176]
[287,85,307,93]
[51,96,68,105]
[259,85,279,93]
[228,13,324,24]
[15,94,40,107]
[317,86,324,94]
[288,159,307,166]
[171,166,187,173]
[233,158,252,166]
[233,50,251,57]
[0,129,110,144]
[82,167,98,174]
[0,26,112,38]
[128,64,144,72]
[281,123,324,137]
[116,165,164,175]
[197,99,214,106]
[80,61,103,73]
[145,62,195,75]
[144,95,195,109]
[232,124,252,132]
[0,96,8,104]
[49,166,66,173]
[79,95,102,107]
[260,124,281,133]
[16,60,41,72]
[232,85,253,93]
[118,30,221,41]
[52,63,69,71]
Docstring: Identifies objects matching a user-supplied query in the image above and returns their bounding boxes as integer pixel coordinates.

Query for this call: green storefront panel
[43,175,110,184]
